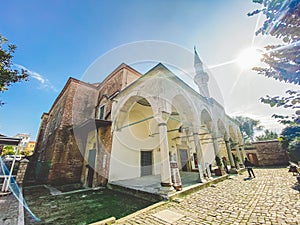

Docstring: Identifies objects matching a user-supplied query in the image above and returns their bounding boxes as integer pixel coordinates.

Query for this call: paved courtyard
[116,168,300,225]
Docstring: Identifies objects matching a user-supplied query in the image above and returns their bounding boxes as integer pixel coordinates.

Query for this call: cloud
[15,64,58,92]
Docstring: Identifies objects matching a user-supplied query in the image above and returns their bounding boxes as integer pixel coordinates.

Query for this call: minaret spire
[193,46,210,97]
[194,46,203,72]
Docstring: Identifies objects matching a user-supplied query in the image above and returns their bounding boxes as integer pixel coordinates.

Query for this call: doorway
[141,151,152,176]
[87,149,96,187]
[179,149,189,171]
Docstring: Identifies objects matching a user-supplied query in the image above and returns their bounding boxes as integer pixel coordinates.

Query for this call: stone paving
[0,194,19,225]
[116,168,300,225]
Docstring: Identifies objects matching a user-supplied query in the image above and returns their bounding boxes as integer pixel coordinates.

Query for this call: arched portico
[217,119,236,172]
[109,96,162,182]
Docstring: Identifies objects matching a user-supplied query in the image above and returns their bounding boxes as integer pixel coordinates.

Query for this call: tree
[256,129,278,141]
[280,125,300,162]
[1,145,15,155]
[234,116,262,142]
[0,35,28,105]
[248,0,300,125]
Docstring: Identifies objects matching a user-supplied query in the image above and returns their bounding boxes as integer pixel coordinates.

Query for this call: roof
[47,77,98,114]
[117,62,209,103]
[97,63,142,89]
[0,136,21,146]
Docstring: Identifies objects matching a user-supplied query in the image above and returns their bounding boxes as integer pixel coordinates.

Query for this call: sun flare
[237,47,262,69]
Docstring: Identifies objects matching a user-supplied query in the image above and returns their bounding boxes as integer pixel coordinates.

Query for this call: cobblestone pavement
[117,168,300,225]
[0,194,19,225]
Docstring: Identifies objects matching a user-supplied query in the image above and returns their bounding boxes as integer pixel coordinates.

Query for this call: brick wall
[94,125,112,186]
[31,65,141,186]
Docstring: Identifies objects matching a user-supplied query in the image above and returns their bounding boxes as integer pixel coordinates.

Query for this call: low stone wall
[16,159,29,184]
[245,140,289,166]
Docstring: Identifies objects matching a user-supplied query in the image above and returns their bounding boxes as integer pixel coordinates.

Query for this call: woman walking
[244,158,255,178]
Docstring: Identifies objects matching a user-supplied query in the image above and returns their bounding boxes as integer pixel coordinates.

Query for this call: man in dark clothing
[244,158,255,178]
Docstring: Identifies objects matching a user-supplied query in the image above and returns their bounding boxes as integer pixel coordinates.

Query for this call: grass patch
[24,186,155,225]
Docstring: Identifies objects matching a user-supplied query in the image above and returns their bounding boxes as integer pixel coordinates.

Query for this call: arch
[217,119,227,138]
[229,125,238,143]
[114,96,155,137]
[201,108,214,132]
[237,129,244,144]
[171,94,197,127]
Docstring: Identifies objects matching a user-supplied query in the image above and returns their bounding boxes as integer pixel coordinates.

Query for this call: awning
[0,136,21,146]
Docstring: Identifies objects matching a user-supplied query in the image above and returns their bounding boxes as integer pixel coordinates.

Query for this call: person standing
[244,158,255,178]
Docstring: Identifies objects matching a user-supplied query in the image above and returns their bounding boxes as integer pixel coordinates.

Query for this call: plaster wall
[109,104,161,182]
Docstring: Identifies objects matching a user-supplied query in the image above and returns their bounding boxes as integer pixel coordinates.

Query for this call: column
[16,159,30,185]
[225,137,237,173]
[235,145,243,168]
[212,133,225,175]
[240,145,247,161]
[212,132,220,156]
[193,131,206,182]
[158,122,173,187]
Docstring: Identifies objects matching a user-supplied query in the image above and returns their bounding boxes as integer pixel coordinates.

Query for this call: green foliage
[0,35,28,105]
[287,136,300,163]
[2,145,15,155]
[261,90,300,124]
[280,125,300,163]
[256,129,278,141]
[234,116,262,142]
[249,0,300,124]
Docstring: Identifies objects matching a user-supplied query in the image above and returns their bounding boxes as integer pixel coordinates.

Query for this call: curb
[18,187,25,225]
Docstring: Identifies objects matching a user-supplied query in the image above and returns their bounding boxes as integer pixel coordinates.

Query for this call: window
[99,105,105,120]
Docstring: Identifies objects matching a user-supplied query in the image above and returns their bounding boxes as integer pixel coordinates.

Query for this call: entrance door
[87,149,96,187]
[179,149,189,171]
[141,151,152,176]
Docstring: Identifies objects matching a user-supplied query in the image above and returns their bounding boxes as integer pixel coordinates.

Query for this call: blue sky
[0,0,297,140]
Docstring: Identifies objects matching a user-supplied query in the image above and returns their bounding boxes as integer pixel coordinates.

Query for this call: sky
[0,0,298,140]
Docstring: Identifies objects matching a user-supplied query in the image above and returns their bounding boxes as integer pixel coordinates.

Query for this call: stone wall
[16,159,29,184]
[245,140,289,166]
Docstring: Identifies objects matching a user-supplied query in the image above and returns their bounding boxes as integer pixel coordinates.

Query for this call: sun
[237,47,262,69]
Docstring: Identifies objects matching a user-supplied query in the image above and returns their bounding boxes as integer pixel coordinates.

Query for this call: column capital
[155,111,170,124]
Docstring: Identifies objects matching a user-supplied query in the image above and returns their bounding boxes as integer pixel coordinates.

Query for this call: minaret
[193,47,210,97]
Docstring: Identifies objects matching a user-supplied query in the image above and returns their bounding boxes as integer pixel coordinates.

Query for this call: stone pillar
[193,131,206,182]
[212,132,220,156]
[225,138,237,173]
[240,145,247,161]
[235,145,243,168]
[212,133,225,175]
[158,122,173,187]
[16,159,29,185]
